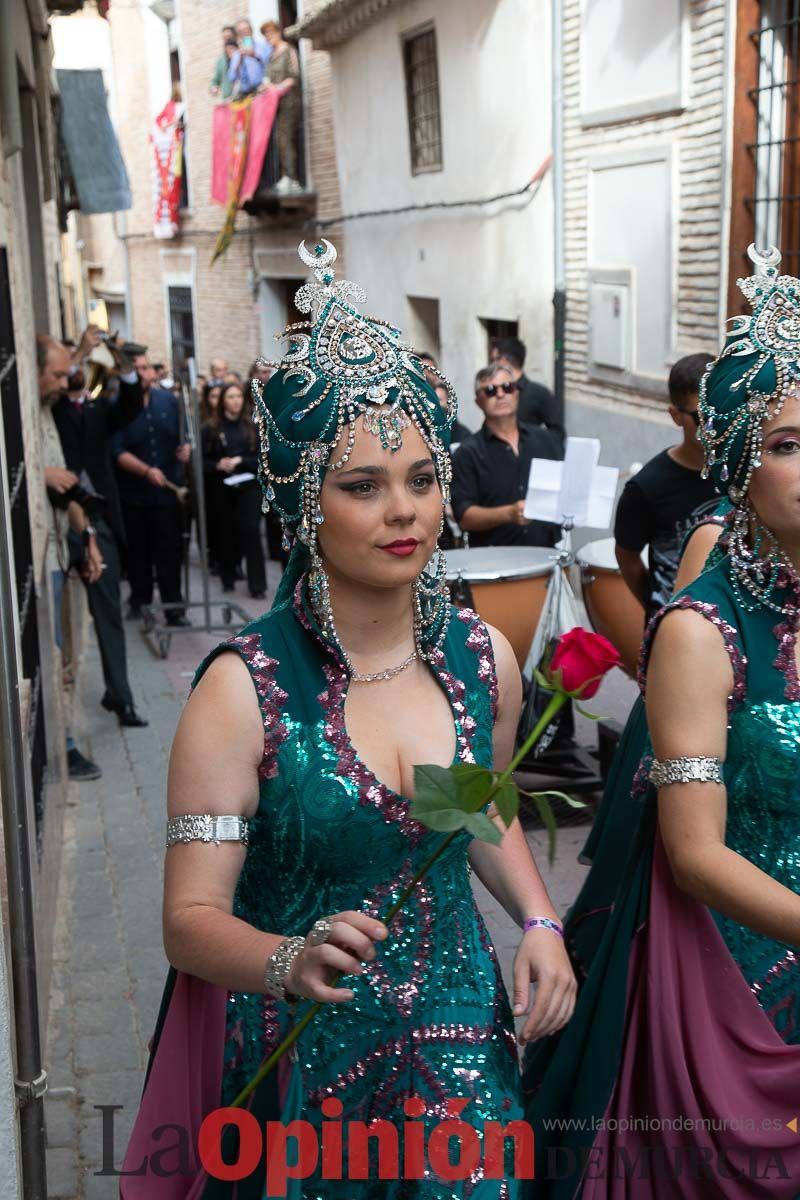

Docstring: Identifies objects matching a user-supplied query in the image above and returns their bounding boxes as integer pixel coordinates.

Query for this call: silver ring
[308,916,335,946]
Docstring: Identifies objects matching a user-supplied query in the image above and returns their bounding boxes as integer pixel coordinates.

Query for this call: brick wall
[562,0,728,422]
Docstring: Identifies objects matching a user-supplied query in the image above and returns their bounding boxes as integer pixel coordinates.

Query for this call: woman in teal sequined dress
[522,247,800,1199]
[122,241,575,1200]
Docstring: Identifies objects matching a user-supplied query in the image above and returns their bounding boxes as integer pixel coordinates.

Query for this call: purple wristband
[523,916,564,938]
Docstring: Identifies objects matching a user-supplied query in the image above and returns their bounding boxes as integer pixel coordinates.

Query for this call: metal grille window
[167,285,196,381]
[403,27,443,174]
[0,249,47,840]
[730,0,800,298]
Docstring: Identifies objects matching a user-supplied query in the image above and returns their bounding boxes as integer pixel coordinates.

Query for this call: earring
[727,501,788,613]
[308,548,337,643]
[414,543,450,657]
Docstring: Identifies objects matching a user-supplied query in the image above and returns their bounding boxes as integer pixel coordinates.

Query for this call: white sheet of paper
[585,464,619,529]
[523,437,619,529]
[560,438,600,524]
[523,458,563,523]
[223,472,256,487]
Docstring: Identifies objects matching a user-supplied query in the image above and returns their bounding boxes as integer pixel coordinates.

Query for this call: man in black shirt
[614,352,719,621]
[451,364,563,547]
[490,336,565,446]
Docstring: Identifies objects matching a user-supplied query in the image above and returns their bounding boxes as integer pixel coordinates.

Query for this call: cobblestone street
[43,551,635,1199]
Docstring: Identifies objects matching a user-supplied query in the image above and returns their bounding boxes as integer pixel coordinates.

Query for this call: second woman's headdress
[699,244,800,612]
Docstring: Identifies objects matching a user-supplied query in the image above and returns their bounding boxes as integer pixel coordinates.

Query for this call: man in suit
[52,328,148,727]
[111,348,192,625]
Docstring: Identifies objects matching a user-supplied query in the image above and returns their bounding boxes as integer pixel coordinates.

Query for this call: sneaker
[286,178,303,194]
[273,175,291,194]
[67,748,102,781]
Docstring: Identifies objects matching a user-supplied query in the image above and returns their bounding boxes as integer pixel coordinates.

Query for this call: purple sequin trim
[638,597,747,714]
[227,634,289,780]
[457,607,500,721]
[363,860,434,1019]
[307,1022,496,1105]
[317,660,428,844]
[751,949,798,995]
[772,608,800,701]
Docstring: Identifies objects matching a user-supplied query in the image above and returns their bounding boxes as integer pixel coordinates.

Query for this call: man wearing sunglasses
[450,363,563,548]
[614,352,719,620]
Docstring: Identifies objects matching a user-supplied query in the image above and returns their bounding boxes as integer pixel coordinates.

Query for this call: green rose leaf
[410,765,465,831]
[463,811,503,846]
[451,763,494,812]
[520,789,558,867]
[492,779,520,828]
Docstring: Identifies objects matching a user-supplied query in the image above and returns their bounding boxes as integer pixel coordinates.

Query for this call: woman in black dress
[203,381,267,598]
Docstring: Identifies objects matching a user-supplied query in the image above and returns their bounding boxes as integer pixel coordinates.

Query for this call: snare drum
[577,538,645,678]
[444,546,556,669]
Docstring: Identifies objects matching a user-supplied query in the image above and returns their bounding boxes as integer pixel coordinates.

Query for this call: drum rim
[444,547,558,582]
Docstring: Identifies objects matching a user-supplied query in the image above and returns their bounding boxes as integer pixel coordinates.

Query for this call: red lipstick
[378,538,419,557]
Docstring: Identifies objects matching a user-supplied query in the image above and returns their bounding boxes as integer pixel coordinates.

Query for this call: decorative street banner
[210,88,284,263]
[151,98,184,240]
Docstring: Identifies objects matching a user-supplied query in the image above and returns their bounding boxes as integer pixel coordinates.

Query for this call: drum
[444,546,557,669]
[577,538,645,679]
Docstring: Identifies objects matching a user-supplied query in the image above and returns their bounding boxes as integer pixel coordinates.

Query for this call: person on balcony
[209,25,236,100]
[260,21,302,195]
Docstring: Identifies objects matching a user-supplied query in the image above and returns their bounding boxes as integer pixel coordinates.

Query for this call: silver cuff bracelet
[165,814,249,848]
[264,935,306,1001]
[649,756,723,788]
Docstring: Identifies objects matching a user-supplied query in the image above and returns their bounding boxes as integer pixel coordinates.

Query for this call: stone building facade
[560,0,733,469]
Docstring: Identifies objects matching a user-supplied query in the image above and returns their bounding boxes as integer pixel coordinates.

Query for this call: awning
[55,69,131,214]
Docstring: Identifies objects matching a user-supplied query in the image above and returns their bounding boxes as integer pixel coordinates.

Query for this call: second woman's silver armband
[649,757,723,788]
[166,815,249,847]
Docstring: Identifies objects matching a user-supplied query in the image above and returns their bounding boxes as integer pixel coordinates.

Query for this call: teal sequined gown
[522,554,800,1198]
[123,577,524,1200]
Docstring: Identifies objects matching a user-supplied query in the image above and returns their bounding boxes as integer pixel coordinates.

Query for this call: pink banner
[210,88,284,207]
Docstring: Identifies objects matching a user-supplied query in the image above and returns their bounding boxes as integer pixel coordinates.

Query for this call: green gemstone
[314,243,325,256]
[323,271,334,284]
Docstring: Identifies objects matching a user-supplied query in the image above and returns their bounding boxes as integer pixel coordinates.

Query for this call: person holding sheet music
[203,381,267,599]
[450,363,563,548]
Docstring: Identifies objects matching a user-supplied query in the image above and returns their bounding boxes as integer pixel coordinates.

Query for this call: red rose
[547,627,621,699]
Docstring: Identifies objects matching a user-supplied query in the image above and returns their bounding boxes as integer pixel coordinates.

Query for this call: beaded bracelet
[523,916,564,938]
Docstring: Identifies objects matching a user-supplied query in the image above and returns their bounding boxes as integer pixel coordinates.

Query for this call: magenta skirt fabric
[583,837,800,1199]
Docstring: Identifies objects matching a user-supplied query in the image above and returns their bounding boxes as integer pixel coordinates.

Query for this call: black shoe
[126,605,143,621]
[67,748,102,781]
[250,590,266,599]
[234,565,245,581]
[166,614,191,627]
[101,696,149,727]
[222,583,235,593]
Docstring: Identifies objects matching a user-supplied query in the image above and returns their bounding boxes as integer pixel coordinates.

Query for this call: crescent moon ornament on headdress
[249,239,459,659]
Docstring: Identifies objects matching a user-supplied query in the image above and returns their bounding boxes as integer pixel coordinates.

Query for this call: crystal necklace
[349,649,418,684]
[308,558,422,683]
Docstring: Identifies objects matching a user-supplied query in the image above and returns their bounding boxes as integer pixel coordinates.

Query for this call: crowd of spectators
[209,19,302,195]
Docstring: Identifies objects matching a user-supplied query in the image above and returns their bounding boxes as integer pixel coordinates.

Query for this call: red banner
[151,99,184,240]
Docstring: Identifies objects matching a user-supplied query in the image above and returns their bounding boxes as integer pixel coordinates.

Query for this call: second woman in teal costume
[122,240,576,1199]
[522,246,800,1198]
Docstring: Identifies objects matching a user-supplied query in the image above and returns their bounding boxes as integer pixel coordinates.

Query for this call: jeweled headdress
[251,239,456,548]
[699,244,800,612]
[250,239,458,654]
[699,244,800,502]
